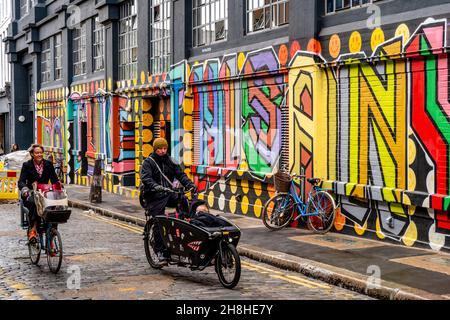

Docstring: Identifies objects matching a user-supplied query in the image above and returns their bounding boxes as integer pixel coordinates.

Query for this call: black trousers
[23,195,41,228]
[146,193,179,254]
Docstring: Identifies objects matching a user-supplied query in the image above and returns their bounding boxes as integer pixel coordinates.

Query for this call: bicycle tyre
[262,193,295,230]
[215,242,241,289]
[28,230,41,265]
[306,191,336,234]
[47,228,63,274]
[144,219,164,269]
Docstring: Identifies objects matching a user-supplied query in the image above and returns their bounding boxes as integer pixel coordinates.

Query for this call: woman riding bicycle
[18,144,59,242]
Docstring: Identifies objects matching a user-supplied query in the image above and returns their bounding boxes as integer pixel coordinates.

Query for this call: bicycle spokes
[307,191,336,233]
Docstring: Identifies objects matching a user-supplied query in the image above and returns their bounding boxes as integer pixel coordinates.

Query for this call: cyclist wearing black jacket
[139,138,196,262]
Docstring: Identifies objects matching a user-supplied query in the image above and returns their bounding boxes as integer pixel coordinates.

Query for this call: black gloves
[153,185,166,192]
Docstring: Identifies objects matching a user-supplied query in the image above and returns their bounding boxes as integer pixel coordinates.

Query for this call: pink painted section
[112,161,135,174]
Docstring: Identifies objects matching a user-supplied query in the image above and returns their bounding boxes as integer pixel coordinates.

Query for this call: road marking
[241,261,283,275]
[92,215,143,233]
[81,213,143,234]
[241,260,330,289]
[80,211,332,291]
[82,213,143,232]
[283,275,330,289]
[0,268,42,300]
[270,274,318,289]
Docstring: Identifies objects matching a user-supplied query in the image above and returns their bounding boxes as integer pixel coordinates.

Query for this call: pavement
[66,184,450,300]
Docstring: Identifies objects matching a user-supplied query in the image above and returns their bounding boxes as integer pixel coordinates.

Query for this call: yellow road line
[283,275,330,289]
[0,268,42,300]
[81,212,142,231]
[85,215,142,234]
[91,214,144,232]
[84,215,141,233]
[81,213,143,234]
[270,274,318,289]
[80,212,331,291]
[242,260,329,289]
[241,261,283,275]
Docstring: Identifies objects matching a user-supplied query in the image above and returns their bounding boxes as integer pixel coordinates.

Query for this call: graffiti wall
[36,88,69,182]
[171,18,450,251]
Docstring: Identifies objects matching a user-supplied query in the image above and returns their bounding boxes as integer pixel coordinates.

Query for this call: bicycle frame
[286,179,325,220]
[36,222,57,253]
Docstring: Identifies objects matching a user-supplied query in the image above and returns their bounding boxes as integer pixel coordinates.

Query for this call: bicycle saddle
[307,178,321,185]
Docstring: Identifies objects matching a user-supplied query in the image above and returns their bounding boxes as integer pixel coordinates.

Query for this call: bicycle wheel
[215,242,241,289]
[306,191,336,234]
[262,193,295,230]
[144,219,164,269]
[47,228,63,274]
[28,230,41,265]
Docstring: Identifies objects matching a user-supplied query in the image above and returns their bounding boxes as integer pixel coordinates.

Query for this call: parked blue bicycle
[262,172,336,233]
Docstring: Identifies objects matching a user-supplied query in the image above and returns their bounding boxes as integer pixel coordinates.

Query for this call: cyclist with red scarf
[18,144,59,242]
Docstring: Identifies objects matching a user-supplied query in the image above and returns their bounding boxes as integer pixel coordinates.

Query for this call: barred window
[150,0,171,74]
[326,0,382,14]
[119,0,138,80]
[247,0,289,34]
[20,0,29,18]
[193,0,228,47]
[54,33,62,80]
[73,22,87,77]
[93,17,105,72]
[41,38,51,83]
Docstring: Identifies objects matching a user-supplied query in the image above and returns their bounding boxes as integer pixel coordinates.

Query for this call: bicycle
[27,221,63,274]
[22,182,71,274]
[262,172,337,233]
[143,186,241,289]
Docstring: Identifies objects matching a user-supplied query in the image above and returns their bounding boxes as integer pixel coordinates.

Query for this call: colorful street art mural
[33,16,450,251]
[170,18,450,251]
[36,88,69,182]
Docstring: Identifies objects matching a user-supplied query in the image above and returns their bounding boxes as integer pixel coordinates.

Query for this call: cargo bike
[143,187,242,289]
[19,182,71,273]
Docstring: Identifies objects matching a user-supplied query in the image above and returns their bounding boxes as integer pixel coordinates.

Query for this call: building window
[119,0,138,80]
[41,38,51,83]
[54,34,62,80]
[325,0,382,14]
[193,0,228,47]
[247,0,289,34]
[20,0,30,18]
[73,22,87,77]
[93,17,105,72]
[150,0,171,74]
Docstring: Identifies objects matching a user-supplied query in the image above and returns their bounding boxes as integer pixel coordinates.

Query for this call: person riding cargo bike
[139,137,197,264]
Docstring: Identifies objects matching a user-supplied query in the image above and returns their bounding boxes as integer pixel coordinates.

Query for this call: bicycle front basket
[273,171,292,193]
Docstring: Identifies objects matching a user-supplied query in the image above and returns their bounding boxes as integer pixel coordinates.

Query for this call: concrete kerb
[68,198,440,300]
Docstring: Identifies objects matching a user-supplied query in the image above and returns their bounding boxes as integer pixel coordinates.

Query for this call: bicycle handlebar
[160,186,197,195]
